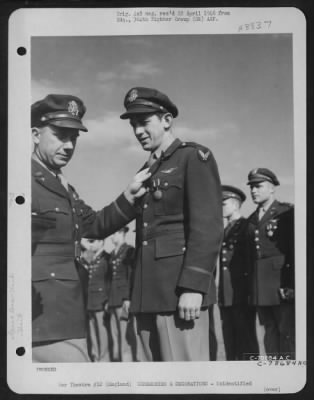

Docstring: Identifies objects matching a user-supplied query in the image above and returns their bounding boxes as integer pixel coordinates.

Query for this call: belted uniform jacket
[31,159,135,343]
[219,217,250,307]
[246,200,294,306]
[81,250,109,312]
[130,138,223,313]
[107,243,135,308]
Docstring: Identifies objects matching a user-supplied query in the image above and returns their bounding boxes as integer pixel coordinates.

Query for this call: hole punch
[17,47,27,56]
[15,195,25,205]
[16,347,25,356]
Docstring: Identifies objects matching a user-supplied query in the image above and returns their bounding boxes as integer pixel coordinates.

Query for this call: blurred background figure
[246,169,295,359]
[208,302,218,361]
[219,185,259,360]
[81,238,110,362]
[107,227,137,361]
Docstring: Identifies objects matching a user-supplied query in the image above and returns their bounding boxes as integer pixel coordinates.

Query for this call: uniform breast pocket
[38,200,70,217]
[36,201,72,239]
[154,174,183,215]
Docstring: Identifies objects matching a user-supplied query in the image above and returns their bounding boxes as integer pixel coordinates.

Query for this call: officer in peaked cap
[120,87,178,119]
[246,168,295,359]
[31,94,88,132]
[120,86,223,362]
[31,94,150,363]
[222,185,246,203]
[247,168,280,186]
[218,185,259,360]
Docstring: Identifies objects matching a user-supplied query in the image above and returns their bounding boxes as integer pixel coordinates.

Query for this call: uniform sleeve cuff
[177,267,213,294]
[114,193,137,221]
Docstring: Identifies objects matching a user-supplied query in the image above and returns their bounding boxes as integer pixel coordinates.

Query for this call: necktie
[56,171,69,191]
[258,206,265,221]
[147,153,158,167]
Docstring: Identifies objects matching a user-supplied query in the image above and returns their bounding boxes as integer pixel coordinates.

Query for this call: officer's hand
[122,300,131,314]
[124,168,151,204]
[178,292,203,321]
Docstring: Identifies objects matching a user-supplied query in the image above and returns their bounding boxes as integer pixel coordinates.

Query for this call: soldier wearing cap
[219,185,259,360]
[246,168,295,358]
[120,87,223,361]
[106,226,136,362]
[80,238,110,362]
[31,94,150,362]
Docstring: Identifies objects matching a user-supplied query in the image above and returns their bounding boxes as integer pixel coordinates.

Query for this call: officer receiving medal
[120,87,224,361]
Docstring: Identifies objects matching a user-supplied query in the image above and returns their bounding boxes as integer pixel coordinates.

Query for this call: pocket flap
[32,257,79,281]
[155,235,185,259]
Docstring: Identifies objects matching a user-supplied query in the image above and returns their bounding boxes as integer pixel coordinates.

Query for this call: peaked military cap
[118,226,129,233]
[222,185,246,203]
[247,168,280,186]
[120,87,178,119]
[31,94,88,132]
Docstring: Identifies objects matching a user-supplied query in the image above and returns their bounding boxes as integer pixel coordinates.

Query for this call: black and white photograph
[7,7,306,394]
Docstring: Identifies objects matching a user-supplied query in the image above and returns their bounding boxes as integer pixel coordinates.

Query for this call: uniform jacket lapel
[32,159,69,199]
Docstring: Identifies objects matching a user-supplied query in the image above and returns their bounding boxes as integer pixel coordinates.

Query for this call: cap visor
[49,120,88,132]
[120,106,159,119]
[247,178,268,185]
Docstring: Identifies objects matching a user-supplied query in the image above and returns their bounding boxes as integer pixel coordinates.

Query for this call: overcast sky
[31,34,294,248]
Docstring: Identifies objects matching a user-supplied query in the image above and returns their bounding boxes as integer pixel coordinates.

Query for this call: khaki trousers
[32,338,90,363]
[87,310,110,362]
[109,307,137,361]
[135,309,209,361]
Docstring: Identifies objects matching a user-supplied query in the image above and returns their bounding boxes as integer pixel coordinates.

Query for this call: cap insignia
[127,89,138,103]
[252,169,258,175]
[67,100,79,116]
[198,149,210,162]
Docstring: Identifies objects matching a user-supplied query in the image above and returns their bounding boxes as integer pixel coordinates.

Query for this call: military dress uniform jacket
[130,138,223,313]
[82,251,109,312]
[107,244,135,308]
[31,159,136,343]
[219,217,250,307]
[246,200,294,306]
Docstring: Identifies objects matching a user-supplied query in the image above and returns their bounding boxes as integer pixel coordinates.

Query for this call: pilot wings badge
[160,167,178,174]
[197,149,211,162]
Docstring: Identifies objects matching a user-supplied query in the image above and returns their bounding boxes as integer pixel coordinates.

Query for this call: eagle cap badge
[67,100,79,117]
[127,89,138,104]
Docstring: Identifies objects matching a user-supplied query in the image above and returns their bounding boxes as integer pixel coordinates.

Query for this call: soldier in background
[219,185,259,360]
[246,168,295,359]
[208,303,218,361]
[107,227,136,361]
[81,238,110,362]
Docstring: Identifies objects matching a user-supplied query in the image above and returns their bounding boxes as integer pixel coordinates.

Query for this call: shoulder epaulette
[278,201,294,209]
[180,141,212,162]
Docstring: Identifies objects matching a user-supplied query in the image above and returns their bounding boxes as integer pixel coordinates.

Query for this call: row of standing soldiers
[80,228,137,362]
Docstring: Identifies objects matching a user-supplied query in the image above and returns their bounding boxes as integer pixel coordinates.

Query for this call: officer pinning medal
[31,94,150,363]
